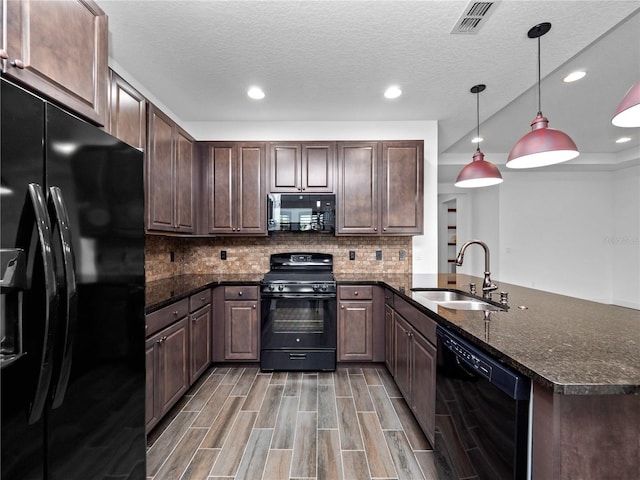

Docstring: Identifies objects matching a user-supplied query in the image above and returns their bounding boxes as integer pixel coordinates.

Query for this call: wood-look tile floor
[146,366,444,480]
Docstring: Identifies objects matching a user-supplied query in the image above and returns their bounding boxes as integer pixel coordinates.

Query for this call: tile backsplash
[146,233,412,281]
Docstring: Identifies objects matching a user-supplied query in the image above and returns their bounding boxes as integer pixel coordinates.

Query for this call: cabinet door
[237,143,267,234]
[411,331,436,444]
[381,141,424,234]
[393,314,412,399]
[190,305,211,383]
[147,106,175,231]
[337,142,379,234]
[158,318,189,417]
[270,143,301,192]
[175,127,195,233]
[385,304,394,374]
[338,300,373,361]
[107,69,146,149]
[302,143,334,192]
[4,0,107,125]
[203,143,235,234]
[224,300,259,360]
[145,337,158,432]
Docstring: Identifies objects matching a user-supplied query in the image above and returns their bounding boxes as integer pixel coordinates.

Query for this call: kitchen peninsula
[146,272,640,480]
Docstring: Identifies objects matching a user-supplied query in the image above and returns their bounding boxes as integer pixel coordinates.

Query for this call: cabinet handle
[238,291,243,296]
[0,50,8,60]
[374,227,378,231]
[354,291,358,296]
[172,310,179,316]
[383,227,387,231]
[200,296,206,302]
[11,59,25,69]
[252,305,256,309]
[341,304,344,309]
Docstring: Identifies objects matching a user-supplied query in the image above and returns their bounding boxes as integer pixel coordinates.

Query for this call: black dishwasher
[435,327,530,480]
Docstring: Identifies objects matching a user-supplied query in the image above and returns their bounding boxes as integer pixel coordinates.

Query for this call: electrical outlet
[376,250,382,260]
[349,250,356,261]
[221,250,227,260]
[399,250,406,261]
[170,251,175,262]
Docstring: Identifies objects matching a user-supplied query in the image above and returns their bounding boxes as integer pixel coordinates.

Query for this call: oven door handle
[262,293,336,299]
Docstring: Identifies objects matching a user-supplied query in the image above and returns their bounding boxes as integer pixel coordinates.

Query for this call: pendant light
[455,84,503,188]
[507,22,579,169]
[612,80,640,127]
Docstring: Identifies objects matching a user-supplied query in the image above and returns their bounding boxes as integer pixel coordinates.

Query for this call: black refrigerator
[1,79,146,479]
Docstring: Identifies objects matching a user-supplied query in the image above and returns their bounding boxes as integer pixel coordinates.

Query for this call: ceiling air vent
[451,1,500,34]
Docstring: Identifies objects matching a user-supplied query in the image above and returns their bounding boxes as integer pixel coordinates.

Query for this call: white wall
[458,166,639,308]
[184,120,439,274]
[611,164,640,308]
[496,170,614,303]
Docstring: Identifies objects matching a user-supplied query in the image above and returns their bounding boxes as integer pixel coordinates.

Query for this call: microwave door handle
[16,183,59,424]
[47,186,78,409]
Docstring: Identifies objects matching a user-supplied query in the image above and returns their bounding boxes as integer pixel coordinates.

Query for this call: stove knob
[278,284,284,291]
[321,284,328,291]
[268,285,275,291]
[313,284,320,292]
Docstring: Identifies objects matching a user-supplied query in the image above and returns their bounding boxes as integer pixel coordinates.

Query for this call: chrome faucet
[455,240,498,300]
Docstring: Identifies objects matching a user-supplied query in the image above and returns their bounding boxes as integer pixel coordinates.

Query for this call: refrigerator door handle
[15,183,59,424]
[47,186,78,409]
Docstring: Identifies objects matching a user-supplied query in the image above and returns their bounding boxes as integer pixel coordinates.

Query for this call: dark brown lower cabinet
[338,286,374,361]
[384,291,395,373]
[214,286,259,361]
[189,304,211,383]
[392,311,436,444]
[145,317,189,433]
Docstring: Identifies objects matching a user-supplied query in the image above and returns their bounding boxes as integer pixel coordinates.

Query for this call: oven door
[260,293,336,350]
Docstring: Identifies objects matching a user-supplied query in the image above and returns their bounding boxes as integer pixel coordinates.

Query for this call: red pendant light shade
[455,84,503,188]
[506,22,579,169]
[455,150,503,187]
[612,80,640,127]
[506,113,579,168]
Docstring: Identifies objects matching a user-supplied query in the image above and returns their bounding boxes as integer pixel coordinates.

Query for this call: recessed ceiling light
[563,71,586,83]
[615,136,632,143]
[471,136,483,143]
[247,86,265,99]
[384,86,402,99]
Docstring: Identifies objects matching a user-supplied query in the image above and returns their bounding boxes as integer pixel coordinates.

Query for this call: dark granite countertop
[145,274,261,312]
[146,272,639,395]
[340,273,640,396]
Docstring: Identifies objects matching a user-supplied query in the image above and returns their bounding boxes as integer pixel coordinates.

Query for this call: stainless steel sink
[411,289,507,311]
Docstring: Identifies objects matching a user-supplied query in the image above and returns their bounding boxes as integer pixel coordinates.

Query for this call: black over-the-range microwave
[267,194,335,233]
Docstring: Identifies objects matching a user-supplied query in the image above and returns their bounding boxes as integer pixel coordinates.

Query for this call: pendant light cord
[537,36,542,115]
[476,89,481,152]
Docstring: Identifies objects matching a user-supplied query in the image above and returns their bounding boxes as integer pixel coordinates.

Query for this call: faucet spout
[455,239,498,300]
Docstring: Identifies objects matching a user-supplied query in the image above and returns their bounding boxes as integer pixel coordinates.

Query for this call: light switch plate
[349,250,356,261]
[376,250,382,260]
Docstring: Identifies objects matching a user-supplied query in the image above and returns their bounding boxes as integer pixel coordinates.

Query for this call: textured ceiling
[99,0,640,157]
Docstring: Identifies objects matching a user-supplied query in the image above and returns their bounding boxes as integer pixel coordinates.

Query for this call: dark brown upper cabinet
[381,141,424,234]
[2,0,108,126]
[146,104,196,233]
[200,142,267,236]
[269,142,335,193]
[107,69,146,150]
[337,140,423,235]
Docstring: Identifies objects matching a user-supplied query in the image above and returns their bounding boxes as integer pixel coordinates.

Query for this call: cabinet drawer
[339,285,373,300]
[224,286,258,301]
[190,288,212,312]
[146,298,189,338]
[394,295,437,345]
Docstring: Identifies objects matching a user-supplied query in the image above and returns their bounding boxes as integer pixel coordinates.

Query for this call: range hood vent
[451,1,499,34]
